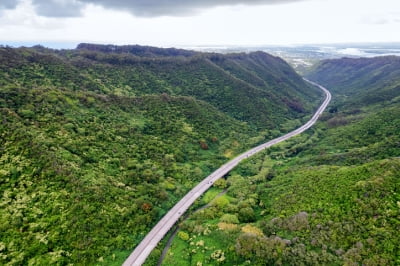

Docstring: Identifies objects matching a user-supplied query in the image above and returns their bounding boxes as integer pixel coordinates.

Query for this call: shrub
[178,231,190,241]
[220,214,239,224]
[238,207,255,223]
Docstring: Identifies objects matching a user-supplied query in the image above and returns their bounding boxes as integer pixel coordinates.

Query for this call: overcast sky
[1,0,399,48]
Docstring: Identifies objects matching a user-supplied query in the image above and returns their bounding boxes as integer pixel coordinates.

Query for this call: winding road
[123,79,331,266]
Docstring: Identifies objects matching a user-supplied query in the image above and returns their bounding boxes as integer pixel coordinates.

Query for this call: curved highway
[123,79,331,266]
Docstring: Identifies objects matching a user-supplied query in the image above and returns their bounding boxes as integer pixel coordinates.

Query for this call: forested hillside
[71,44,321,128]
[163,56,400,266]
[306,56,400,108]
[0,45,321,265]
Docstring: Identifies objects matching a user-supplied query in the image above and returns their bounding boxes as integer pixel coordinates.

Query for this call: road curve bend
[123,79,331,266]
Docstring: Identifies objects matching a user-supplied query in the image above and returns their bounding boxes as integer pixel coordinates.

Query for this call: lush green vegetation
[0,45,321,265]
[305,56,400,109]
[163,56,400,265]
[0,44,322,129]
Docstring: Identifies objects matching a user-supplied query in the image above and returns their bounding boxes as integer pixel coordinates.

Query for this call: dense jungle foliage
[162,56,400,266]
[0,44,322,265]
[306,56,400,108]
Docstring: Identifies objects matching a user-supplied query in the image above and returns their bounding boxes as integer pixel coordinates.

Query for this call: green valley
[161,56,400,265]
[1,0,399,265]
[0,44,322,265]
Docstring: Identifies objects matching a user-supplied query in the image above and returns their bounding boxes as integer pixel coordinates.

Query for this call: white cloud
[361,12,400,25]
[0,0,399,46]
[0,1,64,29]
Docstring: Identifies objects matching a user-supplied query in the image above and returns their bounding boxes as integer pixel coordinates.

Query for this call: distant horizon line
[2,41,400,50]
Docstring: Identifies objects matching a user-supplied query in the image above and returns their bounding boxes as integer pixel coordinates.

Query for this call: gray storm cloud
[1,0,306,17]
[33,0,84,17]
[79,0,306,17]
[0,0,19,9]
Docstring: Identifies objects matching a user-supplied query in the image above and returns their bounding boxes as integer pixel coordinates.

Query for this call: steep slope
[1,45,322,130]
[0,45,321,265]
[163,58,400,265]
[306,56,400,107]
[72,44,322,128]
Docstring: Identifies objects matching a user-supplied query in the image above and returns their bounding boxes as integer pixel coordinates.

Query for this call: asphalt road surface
[123,79,331,266]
